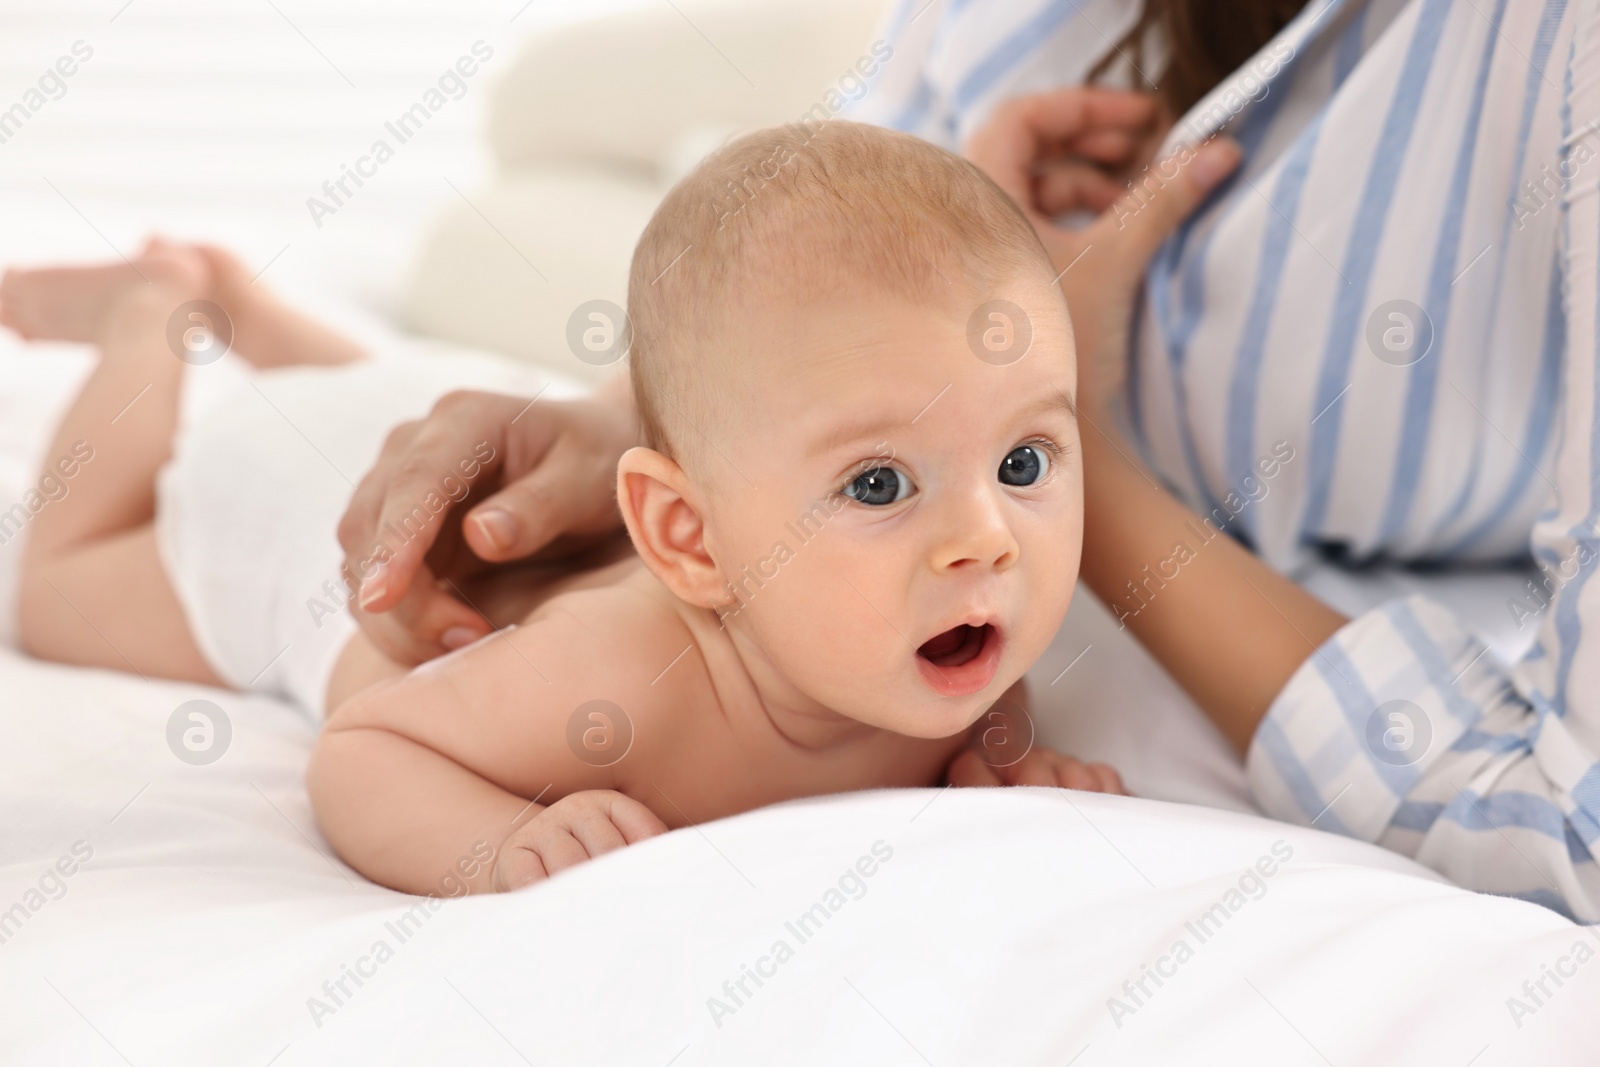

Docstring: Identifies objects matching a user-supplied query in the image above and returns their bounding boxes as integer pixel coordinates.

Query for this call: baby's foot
[1,260,148,342]
[186,241,254,305]
[0,242,209,343]
[189,239,365,368]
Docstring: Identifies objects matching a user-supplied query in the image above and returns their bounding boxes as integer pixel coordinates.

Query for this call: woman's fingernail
[1188,140,1241,189]
[359,563,388,609]
[471,508,518,552]
[440,626,481,650]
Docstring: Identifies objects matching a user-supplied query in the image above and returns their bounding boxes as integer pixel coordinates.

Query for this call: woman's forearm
[307,723,538,895]
[1077,420,1347,754]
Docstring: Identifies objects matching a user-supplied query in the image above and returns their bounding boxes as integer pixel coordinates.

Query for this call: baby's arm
[945,679,1127,793]
[307,585,691,894]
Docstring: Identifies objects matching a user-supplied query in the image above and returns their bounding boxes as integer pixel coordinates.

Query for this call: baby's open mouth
[917,623,993,668]
[915,622,1002,697]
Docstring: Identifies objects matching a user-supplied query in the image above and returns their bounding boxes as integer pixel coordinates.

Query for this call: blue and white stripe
[853,0,1600,920]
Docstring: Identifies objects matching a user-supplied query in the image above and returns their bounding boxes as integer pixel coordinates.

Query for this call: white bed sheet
[2,336,1587,1064]
[1,645,1594,1065]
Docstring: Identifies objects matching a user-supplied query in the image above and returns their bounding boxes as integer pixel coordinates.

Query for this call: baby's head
[616,120,1080,739]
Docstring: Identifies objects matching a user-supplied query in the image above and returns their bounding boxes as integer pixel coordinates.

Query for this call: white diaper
[154,349,584,717]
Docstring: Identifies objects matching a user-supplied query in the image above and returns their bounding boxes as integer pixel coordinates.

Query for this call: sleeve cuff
[1245,594,1502,844]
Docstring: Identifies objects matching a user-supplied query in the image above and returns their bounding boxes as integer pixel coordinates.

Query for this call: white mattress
[2,337,1586,1065]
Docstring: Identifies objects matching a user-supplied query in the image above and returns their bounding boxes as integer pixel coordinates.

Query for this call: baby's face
[699,278,1081,739]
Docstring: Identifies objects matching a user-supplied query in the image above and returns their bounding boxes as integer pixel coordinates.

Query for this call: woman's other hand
[965,87,1240,417]
[337,378,638,665]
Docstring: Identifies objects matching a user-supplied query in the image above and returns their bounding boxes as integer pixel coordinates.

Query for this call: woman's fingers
[340,421,488,663]
[1058,127,1146,166]
[339,392,512,614]
[967,87,1158,222]
[993,85,1158,147]
[356,391,531,609]
[463,439,612,564]
[336,394,527,663]
[337,387,635,660]
[337,419,418,589]
[1034,161,1128,217]
[1088,138,1243,276]
[358,561,493,663]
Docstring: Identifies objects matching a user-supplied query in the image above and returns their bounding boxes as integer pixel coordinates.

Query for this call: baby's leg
[2,238,368,368]
[185,241,367,368]
[10,240,369,683]
[16,249,223,683]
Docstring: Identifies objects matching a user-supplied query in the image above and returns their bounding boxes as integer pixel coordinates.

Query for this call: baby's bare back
[324,551,961,836]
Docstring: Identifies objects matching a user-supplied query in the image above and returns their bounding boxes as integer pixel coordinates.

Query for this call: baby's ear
[616,447,727,610]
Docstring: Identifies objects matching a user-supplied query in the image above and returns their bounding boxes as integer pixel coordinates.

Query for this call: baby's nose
[928,490,1018,572]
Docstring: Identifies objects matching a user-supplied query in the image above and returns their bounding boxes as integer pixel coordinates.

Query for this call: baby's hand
[493,790,668,891]
[946,746,1127,795]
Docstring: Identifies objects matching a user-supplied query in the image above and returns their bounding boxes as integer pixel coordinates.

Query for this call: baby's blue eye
[843,466,914,506]
[998,445,1049,487]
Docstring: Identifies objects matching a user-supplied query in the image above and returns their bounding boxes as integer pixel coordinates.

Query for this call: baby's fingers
[600,793,669,843]
[1003,751,1064,787]
[1055,757,1129,796]
[493,829,601,892]
[946,749,1004,787]
[494,793,667,893]
[1054,757,1104,792]
[569,794,667,856]
[1090,762,1128,796]
[494,844,552,892]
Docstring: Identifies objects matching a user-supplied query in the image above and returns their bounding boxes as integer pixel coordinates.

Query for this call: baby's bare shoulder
[334,567,722,801]
[517,568,724,742]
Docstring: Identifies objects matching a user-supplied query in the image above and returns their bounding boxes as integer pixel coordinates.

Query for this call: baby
[7,120,1122,896]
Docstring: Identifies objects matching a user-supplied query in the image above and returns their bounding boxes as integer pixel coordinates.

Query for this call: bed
[2,334,1596,1066]
[6,1,1597,1058]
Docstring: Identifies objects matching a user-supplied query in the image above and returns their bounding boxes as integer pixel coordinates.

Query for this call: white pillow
[402,167,661,387]
[487,0,889,174]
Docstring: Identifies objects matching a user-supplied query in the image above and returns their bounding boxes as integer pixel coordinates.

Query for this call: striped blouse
[852,0,1600,920]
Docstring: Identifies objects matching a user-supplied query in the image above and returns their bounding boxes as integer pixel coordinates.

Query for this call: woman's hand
[337,377,639,665]
[964,86,1165,260]
[964,87,1240,417]
[969,89,1346,757]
